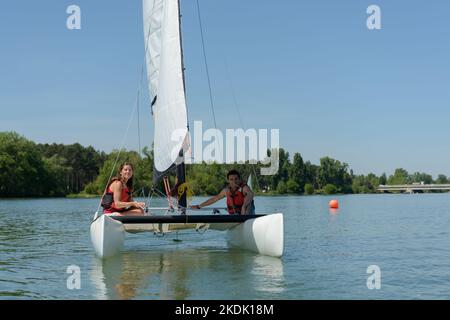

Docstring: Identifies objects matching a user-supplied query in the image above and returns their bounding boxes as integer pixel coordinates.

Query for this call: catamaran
[90,0,284,259]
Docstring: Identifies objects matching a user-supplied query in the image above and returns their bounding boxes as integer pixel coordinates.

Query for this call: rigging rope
[137,89,142,156]
[93,100,138,220]
[223,60,262,191]
[93,12,154,220]
[195,0,224,162]
[195,0,218,131]
[195,1,260,191]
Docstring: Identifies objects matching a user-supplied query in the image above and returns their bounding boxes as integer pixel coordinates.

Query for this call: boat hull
[90,213,284,258]
[90,214,125,258]
[227,213,284,257]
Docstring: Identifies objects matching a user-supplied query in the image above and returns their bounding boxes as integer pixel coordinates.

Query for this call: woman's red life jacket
[226,183,247,214]
[103,180,132,213]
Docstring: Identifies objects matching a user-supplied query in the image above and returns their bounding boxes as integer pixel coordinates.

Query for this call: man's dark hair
[227,169,241,179]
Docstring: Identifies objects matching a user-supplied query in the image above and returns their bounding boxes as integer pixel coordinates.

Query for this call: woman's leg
[119,208,145,216]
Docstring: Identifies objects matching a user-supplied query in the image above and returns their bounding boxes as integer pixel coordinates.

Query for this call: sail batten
[143,0,188,177]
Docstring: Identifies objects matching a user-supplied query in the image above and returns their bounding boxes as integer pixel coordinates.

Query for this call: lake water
[1,194,450,299]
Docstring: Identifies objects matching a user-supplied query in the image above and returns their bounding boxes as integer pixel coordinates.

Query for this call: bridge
[377,184,450,193]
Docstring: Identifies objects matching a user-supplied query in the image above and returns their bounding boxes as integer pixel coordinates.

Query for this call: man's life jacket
[226,182,251,214]
[102,179,132,213]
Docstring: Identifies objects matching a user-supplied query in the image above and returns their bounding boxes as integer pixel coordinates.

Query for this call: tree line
[1,131,449,197]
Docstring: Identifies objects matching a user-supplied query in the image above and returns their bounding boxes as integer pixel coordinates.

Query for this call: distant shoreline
[3,131,449,199]
[1,191,449,200]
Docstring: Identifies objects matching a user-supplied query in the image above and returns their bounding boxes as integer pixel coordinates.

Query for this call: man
[190,170,255,215]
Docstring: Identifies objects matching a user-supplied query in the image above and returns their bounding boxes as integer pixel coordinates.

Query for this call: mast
[176,0,187,213]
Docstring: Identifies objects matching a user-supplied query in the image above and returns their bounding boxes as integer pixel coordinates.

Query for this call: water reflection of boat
[90,249,208,299]
[251,255,285,294]
[90,249,284,299]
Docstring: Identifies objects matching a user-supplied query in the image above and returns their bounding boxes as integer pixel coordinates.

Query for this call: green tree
[352,175,363,194]
[366,173,380,190]
[352,173,382,193]
[317,157,352,193]
[0,132,48,197]
[304,161,318,188]
[387,168,410,185]
[268,148,290,191]
[436,174,448,184]
[43,155,70,196]
[286,179,300,194]
[323,183,337,194]
[379,173,387,185]
[289,153,305,193]
[304,183,314,195]
[37,142,106,194]
[276,181,287,194]
[410,172,433,184]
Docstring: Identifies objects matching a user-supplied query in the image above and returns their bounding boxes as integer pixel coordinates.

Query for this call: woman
[102,162,145,216]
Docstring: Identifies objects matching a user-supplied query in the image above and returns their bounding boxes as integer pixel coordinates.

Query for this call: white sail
[143,0,188,173]
[247,174,253,189]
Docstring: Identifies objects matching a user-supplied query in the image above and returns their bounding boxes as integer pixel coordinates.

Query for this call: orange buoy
[329,199,339,209]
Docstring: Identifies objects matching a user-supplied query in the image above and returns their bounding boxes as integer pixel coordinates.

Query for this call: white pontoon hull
[90,214,125,258]
[227,213,284,257]
[90,213,284,258]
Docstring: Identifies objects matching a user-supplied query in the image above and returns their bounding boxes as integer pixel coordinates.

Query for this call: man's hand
[190,205,201,210]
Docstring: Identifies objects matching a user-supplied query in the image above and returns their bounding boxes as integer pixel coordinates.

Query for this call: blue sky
[1,1,450,177]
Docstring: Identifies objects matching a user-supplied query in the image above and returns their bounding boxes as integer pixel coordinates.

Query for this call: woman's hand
[133,202,146,210]
[190,205,201,210]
